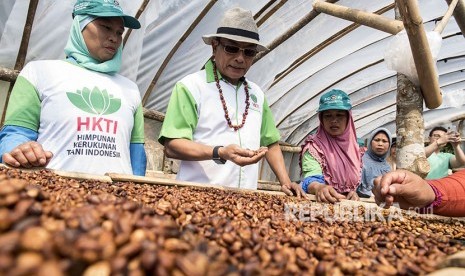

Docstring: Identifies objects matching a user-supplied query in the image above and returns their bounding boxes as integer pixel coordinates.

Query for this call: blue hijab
[357,128,392,197]
[64,15,123,74]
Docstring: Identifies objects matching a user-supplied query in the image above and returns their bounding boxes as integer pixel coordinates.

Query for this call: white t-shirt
[6,60,143,175]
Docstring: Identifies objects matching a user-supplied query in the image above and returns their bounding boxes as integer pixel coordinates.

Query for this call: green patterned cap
[317,89,352,112]
[73,0,140,29]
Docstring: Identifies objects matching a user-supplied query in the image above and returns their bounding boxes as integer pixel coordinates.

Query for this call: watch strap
[213,146,226,164]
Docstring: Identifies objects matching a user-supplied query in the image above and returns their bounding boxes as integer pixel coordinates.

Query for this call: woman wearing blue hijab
[357,128,392,198]
[0,0,146,176]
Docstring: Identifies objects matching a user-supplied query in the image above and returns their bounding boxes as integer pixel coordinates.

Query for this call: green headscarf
[64,15,122,74]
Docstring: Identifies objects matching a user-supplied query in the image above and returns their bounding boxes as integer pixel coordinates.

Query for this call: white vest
[176,71,267,189]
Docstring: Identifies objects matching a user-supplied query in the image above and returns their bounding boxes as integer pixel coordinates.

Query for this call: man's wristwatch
[212,146,226,164]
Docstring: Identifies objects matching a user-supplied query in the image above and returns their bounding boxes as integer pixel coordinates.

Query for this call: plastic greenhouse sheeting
[0,0,464,146]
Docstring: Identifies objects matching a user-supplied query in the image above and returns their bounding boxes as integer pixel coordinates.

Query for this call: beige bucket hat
[202,7,269,52]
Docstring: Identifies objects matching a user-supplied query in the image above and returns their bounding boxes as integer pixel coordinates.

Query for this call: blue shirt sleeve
[130,143,146,176]
[301,175,325,193]
[0,125,38,162]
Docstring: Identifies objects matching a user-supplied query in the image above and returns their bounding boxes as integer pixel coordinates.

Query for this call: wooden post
[446,0,465,37]
[396,74,430,177]
[394,4,430,177]
[312,0,404,34]
[397,0,442,109]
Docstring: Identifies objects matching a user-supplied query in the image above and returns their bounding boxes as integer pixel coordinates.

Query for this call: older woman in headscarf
[300,89,362,203]
[357,128,392,198]
[0,0,146,176]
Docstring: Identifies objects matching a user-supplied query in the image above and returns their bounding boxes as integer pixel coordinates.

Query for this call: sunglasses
[218,41,258,58]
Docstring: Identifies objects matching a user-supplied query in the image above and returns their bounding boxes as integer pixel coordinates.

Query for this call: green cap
[73,0,141,29]
[317,89,352,112]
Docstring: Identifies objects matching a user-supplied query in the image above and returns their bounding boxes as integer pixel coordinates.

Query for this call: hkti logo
[250,93,260,109]
[67,87,121,115]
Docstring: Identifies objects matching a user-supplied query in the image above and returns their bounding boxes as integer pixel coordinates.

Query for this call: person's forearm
[427,169,465,217]
[164,138,215,161]
[265,143,292,186]
[424,142,438,157]
[452,144,465,167]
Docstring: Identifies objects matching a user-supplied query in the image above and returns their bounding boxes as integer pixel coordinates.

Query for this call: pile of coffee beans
[0,167,464,275]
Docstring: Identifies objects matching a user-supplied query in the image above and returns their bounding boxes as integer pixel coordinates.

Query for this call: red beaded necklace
[212,61,250,131]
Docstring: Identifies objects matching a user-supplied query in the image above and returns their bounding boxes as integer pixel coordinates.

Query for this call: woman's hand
[346,191,359,201]
[314,184,346,204]
[282,182,309,199]
[2,141,53,168]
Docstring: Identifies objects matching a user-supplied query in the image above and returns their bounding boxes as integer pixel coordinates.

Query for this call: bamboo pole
[1,0,39,125]
[254,0,278,20]
[269,3,394,90]
[312,0,404,35]
[256,0,288,27]
[143,108,165,122]
[435,0,459,33]
[15,0,38,71]
[270,23,359,89]
[142,0,217,105]
[280,145,301,153]
[254,0,339,63]
[0,67,20,83]
[446,0,465,37]
[274,58,383,127]
[123,0,150,46]
[397,0,442,109]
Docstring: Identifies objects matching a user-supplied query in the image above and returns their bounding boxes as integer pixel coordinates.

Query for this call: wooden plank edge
[53,170,112,183]
[0,163,113,183]
[106,173,288,196]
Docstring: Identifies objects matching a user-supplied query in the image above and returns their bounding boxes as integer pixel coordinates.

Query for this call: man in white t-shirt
[159,7,305,197]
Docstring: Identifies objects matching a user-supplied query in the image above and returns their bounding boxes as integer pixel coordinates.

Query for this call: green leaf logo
[67,87,121,115]
[250,94,258,103]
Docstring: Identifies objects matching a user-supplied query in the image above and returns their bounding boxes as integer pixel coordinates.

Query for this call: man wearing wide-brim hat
[159,7,306,197]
